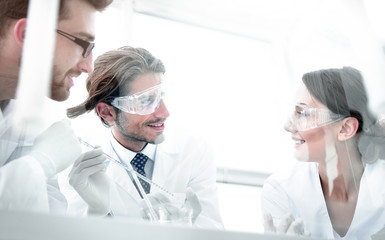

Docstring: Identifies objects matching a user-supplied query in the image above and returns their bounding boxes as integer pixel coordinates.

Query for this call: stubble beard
[116,113,166,145]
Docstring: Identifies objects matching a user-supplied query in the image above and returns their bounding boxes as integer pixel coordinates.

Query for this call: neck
[0,100,10,112]
[318,141,363,201]
[0,45,20,102]
[0,71,18,101]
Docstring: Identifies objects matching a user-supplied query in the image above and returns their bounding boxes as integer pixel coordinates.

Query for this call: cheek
[54,42,78,72]
[301,129,327,160]
[123,114,149,129]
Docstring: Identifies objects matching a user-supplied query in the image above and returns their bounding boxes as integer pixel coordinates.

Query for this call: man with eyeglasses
[61,46,224,228]
[0,0,112,213]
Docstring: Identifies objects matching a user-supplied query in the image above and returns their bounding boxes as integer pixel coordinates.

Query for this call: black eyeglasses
[56,29,95,58]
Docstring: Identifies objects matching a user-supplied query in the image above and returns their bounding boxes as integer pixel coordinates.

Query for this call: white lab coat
[0,99,68,213]
[261,160,385,240]
[60,129,224,229]
[0,101,49,212]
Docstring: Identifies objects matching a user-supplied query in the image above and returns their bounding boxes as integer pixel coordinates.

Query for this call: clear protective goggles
[289,104,346,131]
[111,84,165,115]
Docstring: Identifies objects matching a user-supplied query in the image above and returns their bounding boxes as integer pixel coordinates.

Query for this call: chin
[294,152,310,162]
[51,91,70,102]
[153,134,166,144]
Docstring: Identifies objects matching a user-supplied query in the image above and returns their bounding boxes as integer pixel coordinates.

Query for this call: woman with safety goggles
[261,67,385,239]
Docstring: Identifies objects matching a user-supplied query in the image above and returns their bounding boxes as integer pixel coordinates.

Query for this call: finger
[157,205,169,221]
[73,148,105,168]
[140,196,161,210]
[69,163,106,186]
[277,213,293,233]
[286,218,304,235]
[71,155,106,175]
[76,154,106,170]
[186,188,202,221]
[75,147,104,162]
[160,204,180,220]
[152,192,171,203]
[145,192,172,208]
[264,213,276,233]
[140,207,150,220]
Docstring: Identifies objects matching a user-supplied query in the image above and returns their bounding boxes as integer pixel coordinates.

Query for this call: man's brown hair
[0,0,113,38]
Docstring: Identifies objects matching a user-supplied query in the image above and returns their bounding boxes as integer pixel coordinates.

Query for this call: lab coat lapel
[0,122,21,166]
[151,140,179,193]
[0,102,21,165]
[0,139,18,166]
[107,159,143,203]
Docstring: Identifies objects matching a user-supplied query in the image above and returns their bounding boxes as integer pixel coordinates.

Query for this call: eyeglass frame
[56,29,95,58]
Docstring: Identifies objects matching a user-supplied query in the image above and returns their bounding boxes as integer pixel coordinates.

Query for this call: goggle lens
[111,84,165,115]
[289,104,345,131]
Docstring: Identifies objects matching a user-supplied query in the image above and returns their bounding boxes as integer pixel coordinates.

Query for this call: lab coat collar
[0,100,15,136]
[109,133,156,165]
[0,100,25,165]
[0,103,4,121]
[107,131,181,198]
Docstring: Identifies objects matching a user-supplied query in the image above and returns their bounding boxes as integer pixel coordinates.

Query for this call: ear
[337,117,359,141]
[13,18,27,47]
[96,102,116,124]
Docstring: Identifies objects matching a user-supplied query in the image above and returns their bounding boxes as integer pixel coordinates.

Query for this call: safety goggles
[111,84,165,115]
[289,104,346,131]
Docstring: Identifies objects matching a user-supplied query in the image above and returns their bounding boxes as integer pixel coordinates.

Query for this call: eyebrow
[297,102,308,106]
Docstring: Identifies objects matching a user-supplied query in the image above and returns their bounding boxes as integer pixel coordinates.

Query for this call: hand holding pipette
[68,146,111,216]
[78,138,174,198]
[77,138,159,221]
[77,138,201,224]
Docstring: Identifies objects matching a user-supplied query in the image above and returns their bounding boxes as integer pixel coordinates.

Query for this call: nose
[77,52,94,73]
[284,118,296,133]
[153,99,170,118]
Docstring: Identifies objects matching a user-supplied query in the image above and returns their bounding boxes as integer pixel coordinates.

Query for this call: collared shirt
[109,133,156,179]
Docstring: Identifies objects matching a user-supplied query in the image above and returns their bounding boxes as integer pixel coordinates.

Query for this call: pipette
[78,138,159,221]
[78,138,174,197]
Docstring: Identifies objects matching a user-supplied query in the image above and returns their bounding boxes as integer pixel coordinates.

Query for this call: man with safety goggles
[61,46,224,229]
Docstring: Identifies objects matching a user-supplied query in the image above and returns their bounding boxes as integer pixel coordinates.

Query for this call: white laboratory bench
[0,210,328,240]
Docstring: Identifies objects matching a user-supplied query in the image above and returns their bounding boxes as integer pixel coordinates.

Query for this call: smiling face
[50,0,96,101]
[284,83,341,162]
[111,72,170,151]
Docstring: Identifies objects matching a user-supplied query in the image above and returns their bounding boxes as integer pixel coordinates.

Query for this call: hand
[30,119,82,178]
[264,212,310,237]
[186,188,202,223]
[69,146,110,216]
[140,188,202,224]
